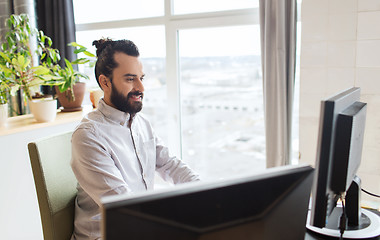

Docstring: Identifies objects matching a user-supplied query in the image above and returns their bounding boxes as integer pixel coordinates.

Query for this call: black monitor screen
[102,165,314,240]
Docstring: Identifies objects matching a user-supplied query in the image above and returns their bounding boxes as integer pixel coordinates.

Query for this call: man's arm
[71,127,132,206]
[154,136,200,184]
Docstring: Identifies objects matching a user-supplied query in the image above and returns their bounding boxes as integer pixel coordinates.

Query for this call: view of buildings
[140,55,267,181]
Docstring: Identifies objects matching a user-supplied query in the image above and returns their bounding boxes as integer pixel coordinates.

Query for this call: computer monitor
[102,164,314,240]
[306,87,380,239]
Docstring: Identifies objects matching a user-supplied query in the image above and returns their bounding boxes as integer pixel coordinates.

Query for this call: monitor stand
[307,179,380,239]
[306,206,380,239]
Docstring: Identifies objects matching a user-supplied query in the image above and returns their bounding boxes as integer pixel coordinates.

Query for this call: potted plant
[0,14,62,122]
[54,42,95,112]
[0,77,9,126]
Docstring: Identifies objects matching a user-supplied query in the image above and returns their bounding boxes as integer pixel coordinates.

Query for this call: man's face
[108,52,145,114]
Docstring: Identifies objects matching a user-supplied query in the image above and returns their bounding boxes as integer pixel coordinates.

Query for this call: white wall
[0,122,81,240]
[299,0,380,205]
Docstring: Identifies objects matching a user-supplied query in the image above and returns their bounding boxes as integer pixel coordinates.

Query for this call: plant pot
[90,89,104,108]
[29,99,57,122]
[0,103,8,127]
[56,82,86,112]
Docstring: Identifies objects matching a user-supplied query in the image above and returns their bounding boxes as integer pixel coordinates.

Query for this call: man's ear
[99,75,110,90]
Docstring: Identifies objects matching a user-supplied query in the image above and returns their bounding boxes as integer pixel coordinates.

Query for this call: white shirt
[71,99,200,240]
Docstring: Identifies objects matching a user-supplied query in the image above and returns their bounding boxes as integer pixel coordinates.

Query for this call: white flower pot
[29,99,57,122]
[0,103,8,127]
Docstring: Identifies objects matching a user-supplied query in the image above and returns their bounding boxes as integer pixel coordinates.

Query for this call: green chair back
[28,131,77,240]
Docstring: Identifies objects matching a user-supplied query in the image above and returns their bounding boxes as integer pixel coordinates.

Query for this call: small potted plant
[0,77,10,126]
[0,14,62,122]
[54,42,94,112]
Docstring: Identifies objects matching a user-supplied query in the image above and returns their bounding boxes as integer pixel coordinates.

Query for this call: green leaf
[23,58,31,69]
[47,37,52,47]
[39,74,63,81]
[15,32,20,41]
[33,66,50,75]
[55,50,61,62]
[68,42,85,48]
[40,34,45,44]
[65,59,74,73]
[79,73,89,80]
[83,51,96,58]
[7,18,12,29]
[15,54,30,69]
[74,47,87,54]
[17,54,25,65]
[7,37,14,49]
[29,78,44,86]
[0,65,13,74]
[71,58,90,65]
[0,52,11,62]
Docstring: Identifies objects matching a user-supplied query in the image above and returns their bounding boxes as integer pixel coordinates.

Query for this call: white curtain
[259,0,297,168]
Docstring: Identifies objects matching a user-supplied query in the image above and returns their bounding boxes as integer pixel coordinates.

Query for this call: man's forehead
[113,52,140,62]
[113,52,143,72]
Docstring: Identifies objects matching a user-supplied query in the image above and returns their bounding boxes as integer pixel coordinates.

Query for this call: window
[73,0,279,182]
[179,25,265,180]
[173,0,258,15]
[73,0,164,24]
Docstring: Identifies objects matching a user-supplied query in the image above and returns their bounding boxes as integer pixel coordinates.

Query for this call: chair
[28,131,77,240]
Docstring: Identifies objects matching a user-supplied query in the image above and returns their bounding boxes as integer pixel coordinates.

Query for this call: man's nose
[134,78,144,92]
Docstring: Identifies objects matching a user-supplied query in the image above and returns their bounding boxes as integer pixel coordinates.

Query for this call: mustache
[128,91,144,99]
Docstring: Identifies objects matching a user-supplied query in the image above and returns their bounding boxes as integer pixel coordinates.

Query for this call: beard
[110,83,143,115]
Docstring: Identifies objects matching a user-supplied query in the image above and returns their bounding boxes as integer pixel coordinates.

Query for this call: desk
[304,209,380,240]
[0,106,92,239]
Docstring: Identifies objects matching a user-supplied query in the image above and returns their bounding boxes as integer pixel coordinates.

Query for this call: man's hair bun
[92,38,113,57]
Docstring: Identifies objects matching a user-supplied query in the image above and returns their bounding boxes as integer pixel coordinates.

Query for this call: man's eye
[127,78,134,81]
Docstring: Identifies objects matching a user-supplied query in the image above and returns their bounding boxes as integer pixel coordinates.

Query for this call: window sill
[0,105,93,137]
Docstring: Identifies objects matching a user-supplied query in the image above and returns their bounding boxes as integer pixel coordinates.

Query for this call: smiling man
[70,38,200,240]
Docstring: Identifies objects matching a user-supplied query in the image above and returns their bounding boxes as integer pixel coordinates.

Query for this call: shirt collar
[97,99,131,126]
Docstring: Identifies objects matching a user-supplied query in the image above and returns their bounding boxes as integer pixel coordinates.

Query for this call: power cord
[339,195,346,240]
[362,188,380,198]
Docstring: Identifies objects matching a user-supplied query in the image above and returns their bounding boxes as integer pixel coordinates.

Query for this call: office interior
[0,0,380,239]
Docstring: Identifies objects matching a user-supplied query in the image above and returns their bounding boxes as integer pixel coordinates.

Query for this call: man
[71,38,200,240]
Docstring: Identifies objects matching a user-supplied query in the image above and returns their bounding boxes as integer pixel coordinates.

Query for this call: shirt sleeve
[71,127,132,206]
[154,135,200,184]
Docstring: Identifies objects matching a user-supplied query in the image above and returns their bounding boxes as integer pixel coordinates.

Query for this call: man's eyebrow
[124,73,137,77]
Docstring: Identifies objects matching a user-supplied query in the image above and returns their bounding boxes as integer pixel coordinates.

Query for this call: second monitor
[102,164,314,240]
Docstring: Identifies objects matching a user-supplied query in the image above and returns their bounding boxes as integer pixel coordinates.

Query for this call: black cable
[339,196,346,240]
[362,188,380,198]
